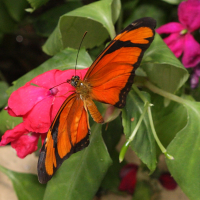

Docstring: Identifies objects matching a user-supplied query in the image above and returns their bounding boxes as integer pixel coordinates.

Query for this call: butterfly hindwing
[84,17,156,108]
[38,93,90,183]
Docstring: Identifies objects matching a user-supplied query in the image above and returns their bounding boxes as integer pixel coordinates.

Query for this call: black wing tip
[38,173,51,184]
[122,17,156,34]
[37,151,52,184]
[37,131,90,184]
[133,17,157,29]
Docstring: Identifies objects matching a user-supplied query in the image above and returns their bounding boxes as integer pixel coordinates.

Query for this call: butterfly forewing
[84,17,156,108]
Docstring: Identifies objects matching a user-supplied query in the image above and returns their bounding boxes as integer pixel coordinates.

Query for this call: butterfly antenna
[75,31,88,76]
[49,82,67,90]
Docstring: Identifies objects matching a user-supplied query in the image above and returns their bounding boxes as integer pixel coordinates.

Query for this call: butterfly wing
[38,93,90,184]
[84,17,156,108]
[37,17,156,183]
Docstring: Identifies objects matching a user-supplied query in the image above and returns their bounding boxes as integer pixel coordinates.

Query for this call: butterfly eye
[74,76,80,80]
[70,76,80,87]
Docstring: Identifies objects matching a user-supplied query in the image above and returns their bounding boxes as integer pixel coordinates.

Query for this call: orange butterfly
[37,17,156,184]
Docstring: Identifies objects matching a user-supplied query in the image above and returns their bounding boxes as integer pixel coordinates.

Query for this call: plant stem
[143,80,187,105]
[147,105,174,160]
[132,84,147,103]
[119,102,148,162]
[133,83,174,160]
[129,102,148,142]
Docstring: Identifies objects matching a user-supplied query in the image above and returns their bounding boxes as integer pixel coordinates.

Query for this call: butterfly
[37,17,156,184]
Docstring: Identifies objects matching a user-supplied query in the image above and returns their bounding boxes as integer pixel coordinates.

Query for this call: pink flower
[190,63,200,88]
[119,164,138,194]
[159,172,177,190]
[156,0,200,68]
[0,69,88,158]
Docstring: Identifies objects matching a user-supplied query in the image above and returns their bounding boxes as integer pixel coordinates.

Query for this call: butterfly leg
[85,98,104,124]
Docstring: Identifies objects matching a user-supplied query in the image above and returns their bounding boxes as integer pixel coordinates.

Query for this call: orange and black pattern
[37,17,156,184]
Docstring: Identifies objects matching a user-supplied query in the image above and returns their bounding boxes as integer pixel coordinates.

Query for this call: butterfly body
[38,17,156,184]
[68,75,104,124]
[70,76,91,100]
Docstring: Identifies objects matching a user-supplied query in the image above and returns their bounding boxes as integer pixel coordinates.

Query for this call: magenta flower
[159,172,177,190]
[0,69,88,158]
[156,0,200,68]
[190,63,200,88]
[119,164,138,194]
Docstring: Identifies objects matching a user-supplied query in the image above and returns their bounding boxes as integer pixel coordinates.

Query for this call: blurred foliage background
[0,0,183,87]
[1,0,200,199]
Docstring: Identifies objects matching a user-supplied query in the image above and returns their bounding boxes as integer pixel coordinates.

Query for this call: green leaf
[166,101,200,200]
[26,0,49,12]
[43,123,112,200]
[162,0,184,5]
[43,0,117,56]
[7,48,92,95]
[124,4,166,28]
[0,81,9,108]
[140,33,189,93]
[3,0,28,22]
[111,0,121,23]
[101,116,125,192]
[152,95,187,148]
[0,1,16,33]
[102,116,123,153]
[0,165,46,200]
[122,90,157,172]
[33,2,83,37]
[132,181,152,200]
[0,109,22,135]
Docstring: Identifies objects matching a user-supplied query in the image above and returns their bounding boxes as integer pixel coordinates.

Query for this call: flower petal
[5,106,17,117]
[51,96,68,121]
[8,85,48,116]
[159,172,177,190]
[178,0,200,32]
[55,68,89,96]
[28,69,58,89]
[119,163,138,179]
[163,33,185,58]
[0,123,28,146]
[119,169,137,194]
[194,63,200,77]
[11,133,39,158]
[190,73,199,88]
[41,133,47,145]
[156,22,184,34]
[23,96,54,133]
[182,34,200,68]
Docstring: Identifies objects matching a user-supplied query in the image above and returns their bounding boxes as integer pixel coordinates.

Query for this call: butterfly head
[67,75,80,88]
